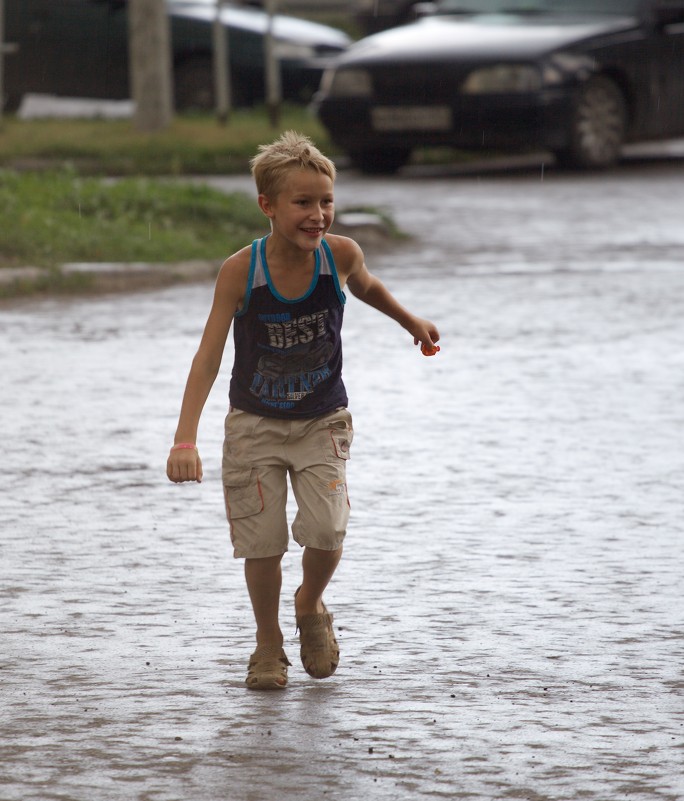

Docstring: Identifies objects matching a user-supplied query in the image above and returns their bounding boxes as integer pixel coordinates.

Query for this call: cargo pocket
[326,415,353,462]
[223,468,264,520]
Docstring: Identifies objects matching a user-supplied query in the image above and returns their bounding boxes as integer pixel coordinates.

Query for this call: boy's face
[259,168,335,252]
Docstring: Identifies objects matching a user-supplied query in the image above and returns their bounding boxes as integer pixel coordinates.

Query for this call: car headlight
[320,67,372,98]
[461,65,542,94]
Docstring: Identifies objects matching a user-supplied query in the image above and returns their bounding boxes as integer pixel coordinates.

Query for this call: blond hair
[250,130,336,198]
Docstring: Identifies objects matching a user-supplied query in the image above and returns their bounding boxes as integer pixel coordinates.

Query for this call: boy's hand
[421,342,441,356]
[166,447,203,483]
[409,317,441,353]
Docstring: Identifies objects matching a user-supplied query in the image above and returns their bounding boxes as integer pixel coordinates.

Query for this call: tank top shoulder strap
[235,236,268,318]
[320,238,346,306]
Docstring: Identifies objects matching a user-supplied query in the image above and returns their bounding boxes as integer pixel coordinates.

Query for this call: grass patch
[0,168,267,269]
[0,106,332,176]
[0,104,491,179]
[0,106,418,296]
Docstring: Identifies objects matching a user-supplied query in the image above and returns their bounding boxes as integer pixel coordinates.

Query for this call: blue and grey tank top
[229,235,348,419]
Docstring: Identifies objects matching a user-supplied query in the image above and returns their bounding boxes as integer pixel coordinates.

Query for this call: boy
[167,131,439,690]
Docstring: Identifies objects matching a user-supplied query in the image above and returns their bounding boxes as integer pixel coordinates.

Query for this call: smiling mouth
[301,227,324,235]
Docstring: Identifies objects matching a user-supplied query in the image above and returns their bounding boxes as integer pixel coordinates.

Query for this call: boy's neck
[266,233,319,271]
[264,235,319,300]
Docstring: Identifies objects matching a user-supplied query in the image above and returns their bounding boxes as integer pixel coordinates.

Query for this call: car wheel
[348,147,412,175]
[555,75,627,170]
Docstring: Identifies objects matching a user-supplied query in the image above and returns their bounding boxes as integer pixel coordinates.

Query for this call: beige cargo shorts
[222,406,353,559]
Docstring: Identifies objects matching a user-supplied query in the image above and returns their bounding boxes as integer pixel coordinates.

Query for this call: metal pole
[0,0,19,120]
[213,0,231,124]
[0,0,5,121]
[128,0,174,132]
[264,0,282,127]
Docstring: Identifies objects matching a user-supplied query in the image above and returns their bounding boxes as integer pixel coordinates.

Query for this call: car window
[435,0,641,14]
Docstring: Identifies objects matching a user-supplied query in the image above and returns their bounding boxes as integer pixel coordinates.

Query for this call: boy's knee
[292,506,348,551]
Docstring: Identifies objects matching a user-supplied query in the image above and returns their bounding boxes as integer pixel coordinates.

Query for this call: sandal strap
[297,611,335,647]
[248,644,291,666]
[296,604,339,679]
[246,646,291,690]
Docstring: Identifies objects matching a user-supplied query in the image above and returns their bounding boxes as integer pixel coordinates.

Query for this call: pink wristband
[171,442,197,451]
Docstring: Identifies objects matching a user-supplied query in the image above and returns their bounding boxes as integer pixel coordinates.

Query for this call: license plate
[371,106,452,132]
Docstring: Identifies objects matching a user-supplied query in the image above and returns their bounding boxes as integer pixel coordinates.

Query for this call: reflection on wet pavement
[2,165,683,800]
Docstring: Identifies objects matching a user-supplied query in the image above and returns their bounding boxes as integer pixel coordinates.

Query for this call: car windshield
[435,0,640,14]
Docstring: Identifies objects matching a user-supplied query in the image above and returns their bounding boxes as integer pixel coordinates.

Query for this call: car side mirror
[653,1,684,27]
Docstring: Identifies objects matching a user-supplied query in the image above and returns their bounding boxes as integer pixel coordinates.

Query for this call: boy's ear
[258,193,275,218]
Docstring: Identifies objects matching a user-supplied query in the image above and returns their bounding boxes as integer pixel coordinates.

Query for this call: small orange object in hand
[421,343,441,356]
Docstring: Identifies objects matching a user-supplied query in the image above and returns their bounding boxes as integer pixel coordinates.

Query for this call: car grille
[368,63,470,102]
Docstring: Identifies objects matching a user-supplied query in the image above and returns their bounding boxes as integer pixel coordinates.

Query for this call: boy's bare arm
[334,236,440,349]
[167,251,249,483]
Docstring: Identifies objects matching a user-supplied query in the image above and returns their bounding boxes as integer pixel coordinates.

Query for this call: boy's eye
[293,198,333,207]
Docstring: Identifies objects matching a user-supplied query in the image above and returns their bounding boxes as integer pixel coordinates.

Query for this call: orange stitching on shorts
[327,478,346,495]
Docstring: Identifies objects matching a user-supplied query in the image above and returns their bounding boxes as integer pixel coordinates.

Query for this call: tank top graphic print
[229,236,348,419]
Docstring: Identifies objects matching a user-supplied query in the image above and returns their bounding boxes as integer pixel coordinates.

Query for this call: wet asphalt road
[2,152,684,801]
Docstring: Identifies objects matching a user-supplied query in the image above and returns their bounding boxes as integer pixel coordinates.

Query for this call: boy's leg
[293,545,343,679]
[287,408,353,678]
[244,552,291,691]
[245,553,285,648]
[295,545,343,617]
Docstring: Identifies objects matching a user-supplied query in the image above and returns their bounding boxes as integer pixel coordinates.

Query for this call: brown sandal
[245,645,291,691]
[295,587,340,679]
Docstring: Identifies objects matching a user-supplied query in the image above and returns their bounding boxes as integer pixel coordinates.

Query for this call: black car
[315,0,684,173]
[2,0,350,112]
